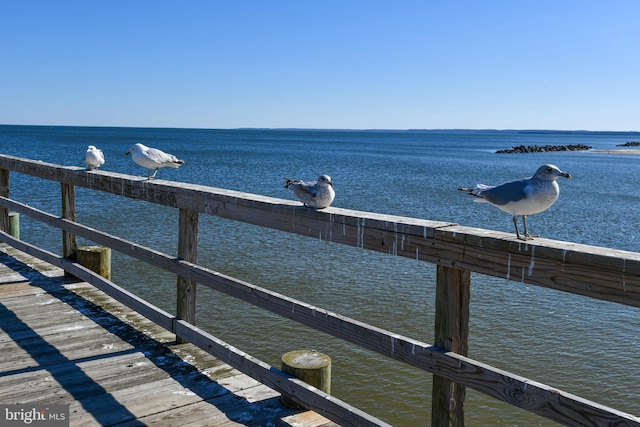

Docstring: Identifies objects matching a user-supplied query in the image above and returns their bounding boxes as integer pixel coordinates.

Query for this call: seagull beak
[561,172,572,179]
[125,151,131,156]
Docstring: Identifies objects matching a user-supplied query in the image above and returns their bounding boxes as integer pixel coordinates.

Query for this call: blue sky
[2,1,639,130]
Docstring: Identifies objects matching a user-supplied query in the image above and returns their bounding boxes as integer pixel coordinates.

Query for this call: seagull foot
[517,232,540,241]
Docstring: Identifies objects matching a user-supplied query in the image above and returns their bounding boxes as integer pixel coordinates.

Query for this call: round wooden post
[8,212,19,239]
[76,246,111,280]
[281,349,331,408]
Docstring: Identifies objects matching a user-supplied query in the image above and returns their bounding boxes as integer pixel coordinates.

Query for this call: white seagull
[125,143,184,179]
[459,164,571,240]
[84,145,105,170]
[283,174,335,209]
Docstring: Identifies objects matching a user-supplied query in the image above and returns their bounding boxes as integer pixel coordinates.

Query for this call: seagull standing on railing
[283,174,335,209]
[84,145,105,170]
[126,143,184,180]
[458,164,571,240]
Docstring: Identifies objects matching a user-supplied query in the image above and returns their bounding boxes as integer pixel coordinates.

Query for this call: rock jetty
[616,141,640,147]
[496,144,592,154]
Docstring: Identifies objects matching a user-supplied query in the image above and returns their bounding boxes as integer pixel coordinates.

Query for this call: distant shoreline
[592,149,640,154]
[1,123,640,134]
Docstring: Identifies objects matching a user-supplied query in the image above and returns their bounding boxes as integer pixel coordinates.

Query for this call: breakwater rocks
[617,141,640,147]
[496,144,592,154]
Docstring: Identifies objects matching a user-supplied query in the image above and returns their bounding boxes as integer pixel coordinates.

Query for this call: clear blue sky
[2,1,639,131]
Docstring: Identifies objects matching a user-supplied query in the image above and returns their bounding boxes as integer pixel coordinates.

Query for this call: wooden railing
[0,154,638,427]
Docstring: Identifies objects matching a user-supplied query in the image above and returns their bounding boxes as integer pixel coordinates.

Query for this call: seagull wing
[290,181,321,205]
[145,147,181,164]
[475,179,529,206]
[296,182,320,197]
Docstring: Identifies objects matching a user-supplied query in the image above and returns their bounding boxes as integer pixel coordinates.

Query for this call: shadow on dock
[0,249,311,426]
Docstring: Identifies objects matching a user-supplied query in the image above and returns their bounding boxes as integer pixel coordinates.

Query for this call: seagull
[84,145,105,170]
[283,174,335,209]
[459,164,571,240]
[125,143,184,179]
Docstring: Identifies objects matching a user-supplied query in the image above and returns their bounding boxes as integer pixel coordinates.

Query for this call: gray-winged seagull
[126,143,184,179]
[283,174,335,209]
[459,164,571,240]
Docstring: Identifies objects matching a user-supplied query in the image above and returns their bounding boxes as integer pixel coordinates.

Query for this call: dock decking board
[0,245,337,427]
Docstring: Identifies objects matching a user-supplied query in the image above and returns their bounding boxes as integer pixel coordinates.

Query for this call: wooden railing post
[176,208,198,344]
[432,265,470,427]
[61,183,77,276]
[0,169,8,232]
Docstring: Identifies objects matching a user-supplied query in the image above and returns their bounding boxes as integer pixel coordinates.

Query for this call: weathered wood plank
[0,231,176,331]
[0,352,160,404]
[432,266,470,427]
[0,247,328,427]
[177,207,198,343]
[116,392,297,427]
[0,156,639,309]
[61,182,76,260]
[432,225,640,306]
[281,410,339,427]
[0,282,45,298]
[70,376,232,425]
[0,322,118,362]
[0,168,8,232]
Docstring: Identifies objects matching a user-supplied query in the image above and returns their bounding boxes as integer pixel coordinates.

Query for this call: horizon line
[1,123,640,134]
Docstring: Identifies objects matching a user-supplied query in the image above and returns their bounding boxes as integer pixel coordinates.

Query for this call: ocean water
[1,125,639,426]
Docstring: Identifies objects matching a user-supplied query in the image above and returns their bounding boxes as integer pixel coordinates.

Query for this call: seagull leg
[522,215,539,239]
[150,168,158,179]
[512,216,523,240]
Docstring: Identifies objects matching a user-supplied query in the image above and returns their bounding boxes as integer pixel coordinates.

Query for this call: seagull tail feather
[282,176,294,188]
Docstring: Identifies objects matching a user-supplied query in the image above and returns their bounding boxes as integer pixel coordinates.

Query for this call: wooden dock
[0,244,336,427]
[2,154,639,426]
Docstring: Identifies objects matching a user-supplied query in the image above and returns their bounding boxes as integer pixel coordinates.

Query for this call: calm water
[1,125,639,426]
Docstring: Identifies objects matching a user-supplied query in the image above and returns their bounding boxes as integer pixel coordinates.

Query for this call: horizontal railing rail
[1,154,638,426]
[0,155,637,307]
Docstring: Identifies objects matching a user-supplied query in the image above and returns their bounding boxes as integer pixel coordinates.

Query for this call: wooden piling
[61,183,77,257]
[0,169,8,233]
[61,183,77,278]
[7,212,19,239]
[281,350,331,409]
[77,245,111,279]
[431,265,470,427]
[176,208,199,344]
